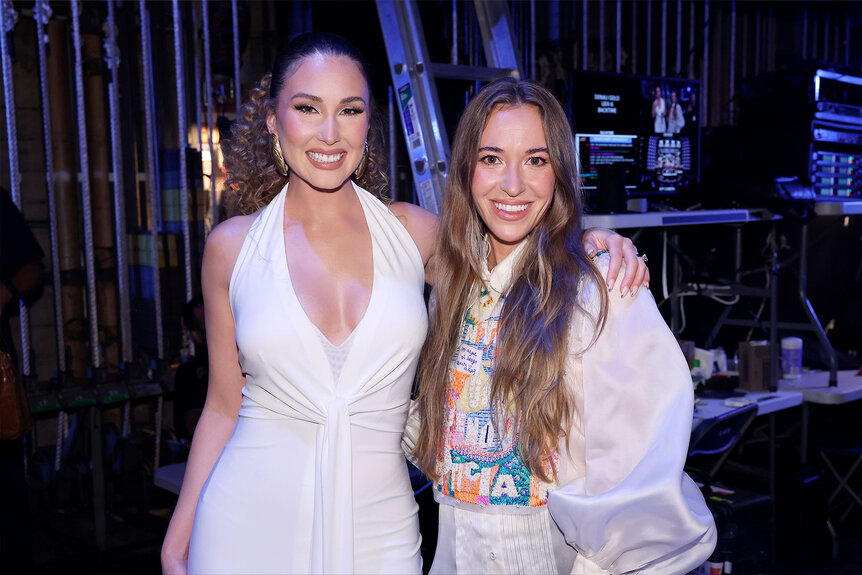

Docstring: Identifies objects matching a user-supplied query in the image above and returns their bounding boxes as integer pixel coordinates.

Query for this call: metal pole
[729,1,736,125]
[35,0,66,372]
[812,10,819,62]
[823,11,830,65]
[529,0,535,79]
[581,0,587,70]
[203,0,217,228]
[742,4,748,80]
[232,0,240,114]
[767,4,775,73]
[105,0,132,365]
[451,0,457,65]
[631,0,637,74]
[192,2,203,153]
[675,0,681,76]
[702,0,708,128]
[646,0,652,75]
[0,0,32,377]
[754,3,761,76]
[688,0,695,78]
[615,0,621,74]
[70,0,100,369]
[139,0,164,359]
[598,0,605,72]
[661,0,667,77]
[173,0,192,303]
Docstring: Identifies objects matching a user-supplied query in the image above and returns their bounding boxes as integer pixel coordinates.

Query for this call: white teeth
[307,151,345,163]
[493,202,528,213]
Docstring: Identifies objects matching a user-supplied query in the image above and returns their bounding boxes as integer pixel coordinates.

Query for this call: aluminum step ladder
[376,0,522,213]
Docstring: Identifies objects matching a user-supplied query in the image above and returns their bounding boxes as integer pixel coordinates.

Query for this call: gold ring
[640,254,648,263]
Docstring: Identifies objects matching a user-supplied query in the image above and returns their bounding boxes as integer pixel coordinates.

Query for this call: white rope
[139,0,164,359]
[0,0,31,376]
[105,0,132,365]
[172,0,192,303]
[203,0,217,229]
[34,0,65,373]
[70,0,101,368]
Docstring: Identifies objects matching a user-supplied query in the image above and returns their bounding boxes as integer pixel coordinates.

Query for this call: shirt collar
[481,238,530,295]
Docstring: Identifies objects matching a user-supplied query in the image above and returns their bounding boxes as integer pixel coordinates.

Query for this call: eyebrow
[477,146,549,154]
[290,93,366,106]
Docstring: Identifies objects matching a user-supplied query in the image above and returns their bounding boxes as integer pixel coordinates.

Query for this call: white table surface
[582,209,755,230]
[692,389,804,430]
[778,369,862,405]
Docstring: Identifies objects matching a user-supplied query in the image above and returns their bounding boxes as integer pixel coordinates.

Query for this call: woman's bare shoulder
[388,201,439,264]
[203,212,259,275]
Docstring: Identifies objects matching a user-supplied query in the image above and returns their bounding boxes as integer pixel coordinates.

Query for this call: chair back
[688,402,758,482]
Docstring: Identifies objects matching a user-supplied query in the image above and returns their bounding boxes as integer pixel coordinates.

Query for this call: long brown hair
[222,32,388,216]
[414,78,608,482]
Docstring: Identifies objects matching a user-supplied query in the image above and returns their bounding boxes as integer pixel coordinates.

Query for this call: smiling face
[267,53,370,192]
[471,104,556,266]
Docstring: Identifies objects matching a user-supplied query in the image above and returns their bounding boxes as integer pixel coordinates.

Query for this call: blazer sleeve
[547,257,717,575]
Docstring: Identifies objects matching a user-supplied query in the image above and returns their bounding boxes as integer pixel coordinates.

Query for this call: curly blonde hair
[222,33,389,216]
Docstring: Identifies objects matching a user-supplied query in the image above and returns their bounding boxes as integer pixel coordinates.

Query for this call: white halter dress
[188,183,428,574]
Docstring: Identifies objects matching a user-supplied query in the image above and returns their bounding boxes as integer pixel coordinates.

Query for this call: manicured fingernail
[620,285,629,297]
[607,279,615,291]
[632,285,639,298]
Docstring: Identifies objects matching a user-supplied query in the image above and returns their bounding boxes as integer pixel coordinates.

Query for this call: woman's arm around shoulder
[548,253,716,575]
[161,214,255,575]
[388,201,439,284]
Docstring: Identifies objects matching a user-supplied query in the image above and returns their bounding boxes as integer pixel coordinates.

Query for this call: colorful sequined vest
[435,285,557,508]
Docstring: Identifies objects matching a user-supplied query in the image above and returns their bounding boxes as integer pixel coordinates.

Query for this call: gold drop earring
[270,132,289,176]
[353,140,369,179]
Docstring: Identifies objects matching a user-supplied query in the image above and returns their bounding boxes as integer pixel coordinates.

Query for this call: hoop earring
[270,132,288,176]
[353,140,369,179]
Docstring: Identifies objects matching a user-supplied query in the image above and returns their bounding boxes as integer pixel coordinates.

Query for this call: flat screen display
[568,71,701,197]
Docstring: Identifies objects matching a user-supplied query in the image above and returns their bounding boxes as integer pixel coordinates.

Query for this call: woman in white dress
[161,33,648,575]
[667,90,686,134]
[409,78,716,574]
[652,85,667,133]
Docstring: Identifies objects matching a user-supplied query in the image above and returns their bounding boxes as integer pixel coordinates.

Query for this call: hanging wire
[0,1,32,377]
[70,0,101,369]
[139,0,164,359]
[105,0,133,365]
[172,0,192,303]
[202,0,217,229]
[34,0,66,372]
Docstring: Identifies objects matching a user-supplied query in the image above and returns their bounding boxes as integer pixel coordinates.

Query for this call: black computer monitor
[568,70,701,199]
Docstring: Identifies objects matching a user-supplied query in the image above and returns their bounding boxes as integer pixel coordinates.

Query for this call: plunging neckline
[279,183,377,349]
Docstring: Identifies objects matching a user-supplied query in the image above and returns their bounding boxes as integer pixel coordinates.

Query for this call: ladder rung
[428,63,518,83]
